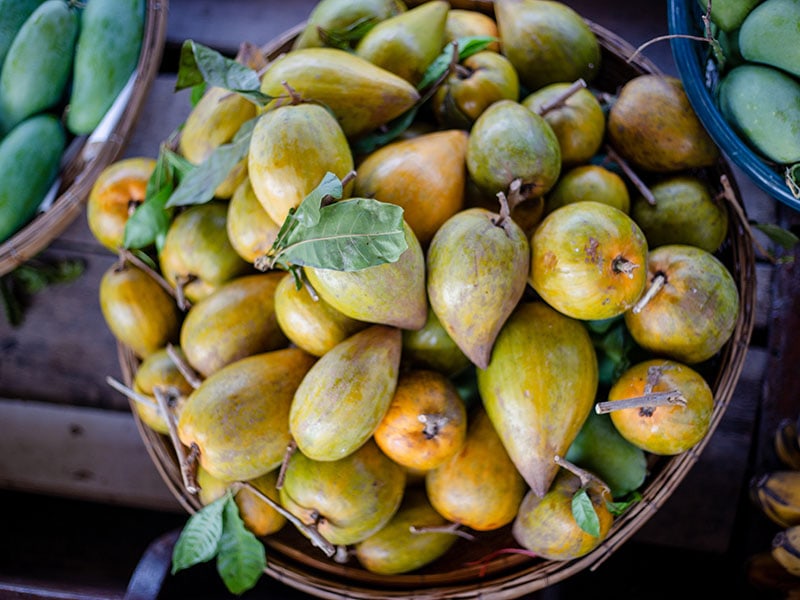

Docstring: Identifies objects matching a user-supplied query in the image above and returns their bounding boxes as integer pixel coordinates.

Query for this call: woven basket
[120,2,757,597]
[0,0,169,277]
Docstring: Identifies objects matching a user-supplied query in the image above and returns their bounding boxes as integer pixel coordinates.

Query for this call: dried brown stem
[410,522,476,541]
[632,272,666,314]
[238,481,337,557]
[105,375,156,410]
[118,249,186,309]
[595,389,687,414]
[276,439,297,490]
[535,79,587,116]
[605,144,656,205]
[154,386,198,495]
[554,454,604,490]
[166,343,202,389]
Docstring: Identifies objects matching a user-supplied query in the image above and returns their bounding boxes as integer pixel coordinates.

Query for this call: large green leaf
[216,496,267,595]
[171,494,228,573]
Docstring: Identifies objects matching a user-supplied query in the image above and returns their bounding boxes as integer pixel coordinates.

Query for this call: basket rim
[0,0,169,277]
[119,4,757,599]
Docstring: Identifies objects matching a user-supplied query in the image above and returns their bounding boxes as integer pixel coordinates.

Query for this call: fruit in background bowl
[530,200,648,322]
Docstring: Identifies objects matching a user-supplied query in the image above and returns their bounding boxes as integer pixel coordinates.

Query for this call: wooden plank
[0,398,183,512]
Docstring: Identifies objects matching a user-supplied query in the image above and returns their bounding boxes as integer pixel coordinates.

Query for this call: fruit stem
[154,385,199,495]
[535,79,587,116]
[237,480,337,558]
[166,343,203,389]
[612,256,640,278]
[410,522,476,540]
[631,272,666,314]
[118,249,190,311]
[605,144,656,206]
[275,439,297,490]
[554,455,608,493]
[418,413,449,440]
[105,375,157,409]
[595,389,687,414]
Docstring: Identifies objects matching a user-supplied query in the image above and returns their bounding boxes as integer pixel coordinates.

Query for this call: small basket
[120,2,757,597]
[0,0,169,277]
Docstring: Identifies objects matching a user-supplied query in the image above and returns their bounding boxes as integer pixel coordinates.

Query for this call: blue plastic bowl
[667,0,800,211]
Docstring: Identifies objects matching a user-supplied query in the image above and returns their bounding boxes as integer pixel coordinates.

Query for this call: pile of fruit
[695,0,800,196]
[92,0,746,594]
[0,0,145,244]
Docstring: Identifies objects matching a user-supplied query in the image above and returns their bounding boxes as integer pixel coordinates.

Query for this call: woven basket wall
[120,1,757,598]
[0,0,169,277]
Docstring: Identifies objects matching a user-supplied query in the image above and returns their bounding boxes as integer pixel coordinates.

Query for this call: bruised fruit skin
[607,74,720,173]
[354,129,468,247]
[477,301,598,497]
[373,369,468,471]
[179,272,289,378]
[258,47,420,140]
[99,262,181,359]
[512,468,613,560]
[355,488,458,574]
[426,407,526,531]
[177,348,316,482]
[86,157,156,252]
[606,358,714,455]
[290,325,402,461]
[530,200,648,321]
[279,439,406,546]
[304,221,427,330]
[248,103,354,226]
[274,272,368,357]
[426,205,530,369]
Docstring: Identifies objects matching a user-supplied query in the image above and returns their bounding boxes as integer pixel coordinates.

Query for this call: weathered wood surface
[0,0,795,598]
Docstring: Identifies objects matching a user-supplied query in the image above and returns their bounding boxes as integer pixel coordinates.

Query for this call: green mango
[0,0,45,71]
[717,64,800,164]
[697,0,762,32]
[565,410,648,498]
[355,0,449,86]
[739,0,800,77]
[293,0,407,50]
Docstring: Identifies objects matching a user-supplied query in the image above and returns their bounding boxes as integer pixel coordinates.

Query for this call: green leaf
[572,488,601,537]
[171,493,228,574]
[271,198,407,271]
[175,40,273,105]
[753,221,800,250]
[1,258,86,326]
[124,185,174,250]
[165,118,256,208]
[216,495,267,595]
[291,171,344,228]
[416,35,497,91]
[317,16,378,50]
[606,491,642,516]
[350,107,419,156]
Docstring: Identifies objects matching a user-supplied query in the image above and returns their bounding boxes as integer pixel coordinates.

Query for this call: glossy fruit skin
[292,0,407,50]
[512,468,613,560]
[289,325,402,461]
[373,369,467,471]
[355,488,458,574]
[159,201,252,304]
[466,99,561,201]
[177,348,316,482]
[279,439,406,546]
[432,51,520,129]
[630,175,728,253]
[427,206,530,369]
[607,358,714,455]
[426,407,526,531]
[179,272,289,378]
[495,0,601,90]
[248,103,354,226]
[86,157,156,253]
[444,8,500,51]
[545,164,630,215]
[624,244,739,364]
[522,82,606,167]
[607,74,720,172]
[401,306,471,376]
[226,177,281,264]
[99,262,181,360]
[132,346,193,435]
[477,301,598,497]
[274,272,368,357]
[354,129,468,247]
[530,201,649,321]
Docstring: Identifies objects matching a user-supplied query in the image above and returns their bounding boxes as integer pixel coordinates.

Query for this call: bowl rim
[666,0,800,212]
